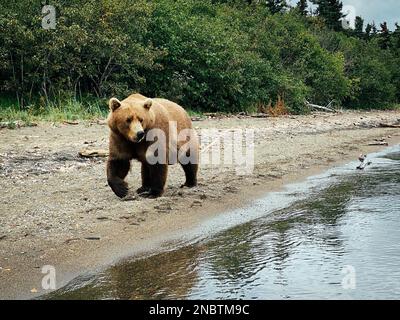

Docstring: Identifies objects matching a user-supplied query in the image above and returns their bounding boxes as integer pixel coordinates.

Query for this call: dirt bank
[1,110,400,299]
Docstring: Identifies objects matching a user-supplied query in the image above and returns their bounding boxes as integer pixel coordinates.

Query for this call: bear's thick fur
[107,93,199,198]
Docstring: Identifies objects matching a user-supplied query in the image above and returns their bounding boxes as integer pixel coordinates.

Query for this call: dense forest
[0,0,399,115]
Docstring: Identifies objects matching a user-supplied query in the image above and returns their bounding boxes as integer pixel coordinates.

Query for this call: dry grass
[257,95,289,117]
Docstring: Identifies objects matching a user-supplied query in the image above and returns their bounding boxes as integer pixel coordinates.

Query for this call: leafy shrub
[0,0,398,114]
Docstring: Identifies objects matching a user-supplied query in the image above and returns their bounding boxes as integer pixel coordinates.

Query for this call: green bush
[0,0,398,116]
[0,0,160,108]
[314,28,397,108]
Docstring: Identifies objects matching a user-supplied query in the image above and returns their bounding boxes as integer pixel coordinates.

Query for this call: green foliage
[314,28,397,108]
[389,24,400,102]
[0,0,160,108]
[0,0,399,118]
[144,1,312,112]
[144,0,266,111]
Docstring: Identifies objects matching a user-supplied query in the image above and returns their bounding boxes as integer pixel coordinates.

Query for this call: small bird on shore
[357,154,372,170]
[358,154,367,163]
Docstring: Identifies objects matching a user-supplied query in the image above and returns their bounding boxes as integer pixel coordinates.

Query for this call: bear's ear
[143,98,153,110]
[109,98,121,111]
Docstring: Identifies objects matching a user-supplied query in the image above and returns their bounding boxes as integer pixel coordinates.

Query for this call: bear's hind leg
[180,163,198,188]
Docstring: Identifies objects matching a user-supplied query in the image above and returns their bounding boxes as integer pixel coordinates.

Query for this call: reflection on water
[46,149,400,300]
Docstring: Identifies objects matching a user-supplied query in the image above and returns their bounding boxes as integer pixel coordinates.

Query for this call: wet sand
[0,110,399,299]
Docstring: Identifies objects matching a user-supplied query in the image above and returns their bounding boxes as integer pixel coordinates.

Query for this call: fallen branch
[305,100,337,113]
[0,121,37,129]
[368,142,389,146]
[79,149,109,158]
[0,122,10,129]
[250,113,269,118]
[63,120,79,125]
[203,112,218,118]
[379,123,400,128]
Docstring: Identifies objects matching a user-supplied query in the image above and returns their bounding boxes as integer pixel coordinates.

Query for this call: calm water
[45,146,400,300]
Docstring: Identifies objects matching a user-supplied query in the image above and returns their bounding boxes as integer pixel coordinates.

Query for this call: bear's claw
[108,180,129,198]
[180,182,197,189]
[136,186,151,195]
[138,189,164,198]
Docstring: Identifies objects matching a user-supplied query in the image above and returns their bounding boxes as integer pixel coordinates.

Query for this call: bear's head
[107,97,155,143]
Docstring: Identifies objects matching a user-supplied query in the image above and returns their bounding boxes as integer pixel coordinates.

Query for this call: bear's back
[153,98,192,130]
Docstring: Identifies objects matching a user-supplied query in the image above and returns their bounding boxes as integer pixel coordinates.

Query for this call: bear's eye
[138,117,143,123]
[126,117,133,123]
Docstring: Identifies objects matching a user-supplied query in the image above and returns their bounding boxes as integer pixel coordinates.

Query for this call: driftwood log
[368,142,389,146]
[63,120,80,125]
[379,123,400,128]
[79,149,109,158]
[305,100,339,113]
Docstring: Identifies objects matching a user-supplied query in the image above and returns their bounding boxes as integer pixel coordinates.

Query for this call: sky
[287,0,400,30]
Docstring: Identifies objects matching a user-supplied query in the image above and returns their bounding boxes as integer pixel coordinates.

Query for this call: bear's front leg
[150,163,168,197]
[136,162,152,195]
[107,159,131,198]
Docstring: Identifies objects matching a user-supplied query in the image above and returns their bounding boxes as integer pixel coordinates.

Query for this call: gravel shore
[0,110,399,299]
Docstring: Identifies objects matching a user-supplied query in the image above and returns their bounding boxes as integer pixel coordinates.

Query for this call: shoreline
[0,110,399,299]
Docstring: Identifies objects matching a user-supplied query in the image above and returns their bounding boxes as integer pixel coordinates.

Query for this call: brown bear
[106,93,199,198]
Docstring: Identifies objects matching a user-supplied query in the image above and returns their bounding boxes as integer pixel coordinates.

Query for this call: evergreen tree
[371,22,378,35]
[312,0,344,31]
[365,23,372,40]
[354,16,364,38]
[379,22,390,49]
[296,0,308,16]
[389,23,400,102]
[392,23,400,49]
[265,0,287,14]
